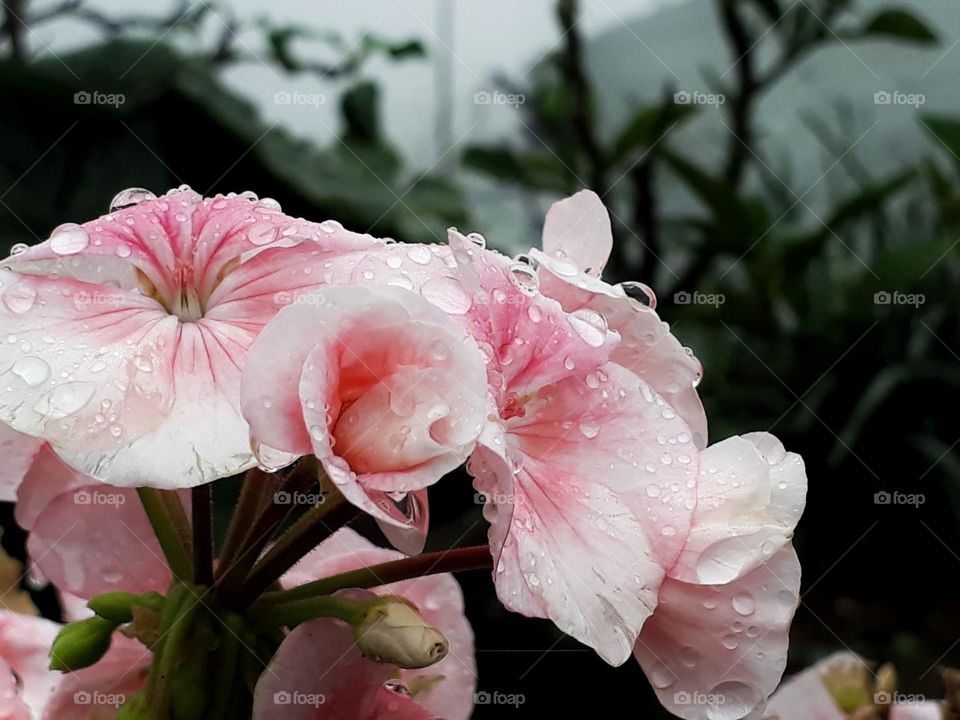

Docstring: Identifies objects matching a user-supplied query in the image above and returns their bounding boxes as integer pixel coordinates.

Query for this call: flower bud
[353,596,448,669]
[49,616,115,671]
[88,591,163,624]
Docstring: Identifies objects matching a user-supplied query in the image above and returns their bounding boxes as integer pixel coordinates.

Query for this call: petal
[21,456,173,597]
[42,634,150,720]
[0,273,174,454]
[541,190,613,276]
[252,615,393,719]
[0,611,62,717]
[531,250,708,448]
[282,528,476,719]
[890,703,943,720]
[0,423,44,502]
[243,284,487,532]
[670,434,807,585]
[764,652,867,720]
[635,546,802,720]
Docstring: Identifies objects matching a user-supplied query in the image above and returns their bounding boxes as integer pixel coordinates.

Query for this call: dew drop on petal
[568,308,608,348]
[109,188,157,213]
[50,223,89,255]
[3,283,37,314]
[407,245,432,265]
[9,243,29,256]
[248,220,279,246]
[618,280,657,309]
[11,357,50,387]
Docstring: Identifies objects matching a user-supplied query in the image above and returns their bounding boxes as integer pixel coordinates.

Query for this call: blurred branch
[2,0,28,62]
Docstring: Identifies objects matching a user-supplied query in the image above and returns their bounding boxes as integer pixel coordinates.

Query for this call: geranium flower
[446,228,701,666]
[255,528,475,720]
[632,433,806,719]
[764,651,943,720]
[0,188,376,488]
[242,283,489,553]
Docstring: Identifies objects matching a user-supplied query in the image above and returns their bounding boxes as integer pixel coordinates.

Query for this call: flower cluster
[0,186,806,719]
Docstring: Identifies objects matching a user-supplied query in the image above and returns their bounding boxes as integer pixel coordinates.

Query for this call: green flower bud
[49,616,115,672]
[88,591,163,624]
[353,596,448,670]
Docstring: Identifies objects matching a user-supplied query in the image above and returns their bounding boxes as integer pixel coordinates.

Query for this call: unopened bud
[353,596,448,669]
[49,616,115,671]
[88,591,163,624]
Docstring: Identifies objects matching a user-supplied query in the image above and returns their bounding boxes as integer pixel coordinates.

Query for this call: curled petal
[670,434,806,585]
[635,546,802,720]
[541,189,613,276]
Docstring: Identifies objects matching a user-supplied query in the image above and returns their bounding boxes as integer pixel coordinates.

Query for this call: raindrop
[9,243,29,256]
[258,197,282,211]
[732,592,755,616]
[109,188,157,212]
[248,220,279,246]
[420,277,472,315]
[568,308,607,348]
[3,283,37,314]
[509,262,539,295]
[11,357,50,387]
[50,223,89,255]
[618,281,656,309]
[466,232,486,249]
[407,245,432,265]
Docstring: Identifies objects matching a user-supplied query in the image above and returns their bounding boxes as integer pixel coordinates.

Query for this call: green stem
[212,466,316,601]
[207,613,243,720]
[144,583,187,712]
[216,468,272,578]
[258,545,492,608]
[254,594,372,630]
[192,484,213,586]
[231,494,358,609]
[138,489,193,582]
[150,590,201,720]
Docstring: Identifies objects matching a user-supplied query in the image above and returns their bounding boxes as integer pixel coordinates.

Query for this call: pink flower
[634,433,806,719]
[0,611,61,719]
[0,188,375,488]
[255,528,475,720]
[531,190,708,448]
[242,284,489,553]
[764,652,943,720]
[446,229,701,665]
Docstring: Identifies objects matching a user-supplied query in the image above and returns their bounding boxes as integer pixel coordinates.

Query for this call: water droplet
[568,308,607,348]
[258,197,282,211]
[50,223,89,255]
[732,592,755,616]
[34,382,96,419]
[467,232,486,249]
[9,243,29,256]
[420,277,473,315]
[509,262,539,295]
[11,357,50,387]
[109,188,157,212]
[648,662,676,689]
[3,283,37,314]
[618,280,657,309]
[578,417,600,438]
[407,245,432,265]
[248,220,279,246]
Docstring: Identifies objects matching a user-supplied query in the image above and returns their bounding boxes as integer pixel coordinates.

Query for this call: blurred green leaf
[609,103,697,162]
[461,145,569,193]
[860,8,937,44]
[920,115,960,166]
